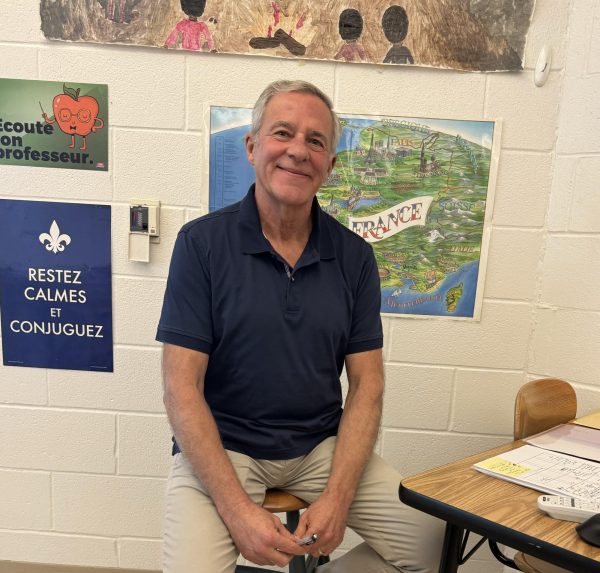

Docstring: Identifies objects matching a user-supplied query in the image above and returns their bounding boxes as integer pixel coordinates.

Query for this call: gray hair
[251,80,341,153]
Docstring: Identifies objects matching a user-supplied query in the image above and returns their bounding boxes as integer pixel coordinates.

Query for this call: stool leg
[305,554,330,573]
[286,510,307,573]
[285,509,300,532]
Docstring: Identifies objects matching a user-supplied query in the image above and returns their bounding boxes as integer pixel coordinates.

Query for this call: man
[157,80,443,572]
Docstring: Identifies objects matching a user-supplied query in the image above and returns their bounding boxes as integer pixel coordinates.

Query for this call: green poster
[0,78,108,171]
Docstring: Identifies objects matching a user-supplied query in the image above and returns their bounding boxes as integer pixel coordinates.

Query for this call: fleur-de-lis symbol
[39,220,71,254]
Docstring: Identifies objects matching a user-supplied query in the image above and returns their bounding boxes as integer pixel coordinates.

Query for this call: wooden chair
[514,378,577,441]
[512,378,577,573]
[236,489,329,573]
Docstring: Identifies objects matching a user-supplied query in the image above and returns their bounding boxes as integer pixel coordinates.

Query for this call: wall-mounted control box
[129,199,160,262]
[130,199,160,239]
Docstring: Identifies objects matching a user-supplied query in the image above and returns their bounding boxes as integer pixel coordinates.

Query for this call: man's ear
[245,133,255,165]
[327,154,337,176]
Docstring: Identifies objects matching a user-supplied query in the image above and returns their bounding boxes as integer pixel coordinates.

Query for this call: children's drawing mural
[40,0,535,72]
[209,106,501,319]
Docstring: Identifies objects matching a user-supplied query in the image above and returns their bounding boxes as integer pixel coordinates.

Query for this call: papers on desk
[525,424,600,463]
[573,410,600,430]
[473,445,600,500]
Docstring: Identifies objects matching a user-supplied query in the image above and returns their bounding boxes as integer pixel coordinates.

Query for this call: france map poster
[0,78,108,171]
[208,106,501,319]
[0,200,113,371]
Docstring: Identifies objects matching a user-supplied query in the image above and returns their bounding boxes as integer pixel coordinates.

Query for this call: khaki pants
[163,437,445,573]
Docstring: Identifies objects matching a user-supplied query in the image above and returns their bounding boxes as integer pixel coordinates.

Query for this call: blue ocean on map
[338,118,374,153]
[381,261,479,317]
[210,125,256,211]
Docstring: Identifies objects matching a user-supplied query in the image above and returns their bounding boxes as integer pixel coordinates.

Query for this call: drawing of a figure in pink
[250,1,306,56]
[164,0,216,52]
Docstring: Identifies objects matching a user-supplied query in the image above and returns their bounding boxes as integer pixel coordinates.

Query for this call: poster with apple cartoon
[0,78,108,171]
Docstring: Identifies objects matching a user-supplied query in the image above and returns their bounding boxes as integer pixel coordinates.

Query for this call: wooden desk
[399,441,600,573]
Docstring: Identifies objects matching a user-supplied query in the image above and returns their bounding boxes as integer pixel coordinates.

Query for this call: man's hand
[294,490,350,558]
[223,501,306,567]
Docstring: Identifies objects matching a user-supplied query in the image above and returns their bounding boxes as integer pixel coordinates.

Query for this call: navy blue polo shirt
[156,186,383,460]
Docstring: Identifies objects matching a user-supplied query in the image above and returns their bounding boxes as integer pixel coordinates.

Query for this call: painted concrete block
[53,473,165,537]
[118,538,162,571]
[0,530,117,567]
[486,73,560,150]
[381,430,506,478]
[452,370,523,435]
[492,151,552,228]
[0,469,51,530]
[540,235,600,310]
[48,346,164,412]
[0,407,115,473]
[113,276,166,346]
[484,228,544,301]
[382,365,453,430]
[388,302,530,369]
[113,130,203,206]
[118,413,172,477]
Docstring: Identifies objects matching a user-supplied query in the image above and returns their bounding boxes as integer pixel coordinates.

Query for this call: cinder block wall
[1,1,598,572]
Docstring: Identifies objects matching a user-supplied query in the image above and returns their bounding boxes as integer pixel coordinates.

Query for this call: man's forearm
[162,346,253,520]
[165,389,253,516]
[325,382,382,503]
[324,350,384,505]
[162,345,306,566]
[292,352,383,557]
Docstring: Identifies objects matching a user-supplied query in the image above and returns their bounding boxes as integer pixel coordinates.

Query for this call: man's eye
[309,138,325,149]
[274,130,290,138]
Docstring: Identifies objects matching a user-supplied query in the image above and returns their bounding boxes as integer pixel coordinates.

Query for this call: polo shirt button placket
[283,263,300,314]
[284,263,294,282]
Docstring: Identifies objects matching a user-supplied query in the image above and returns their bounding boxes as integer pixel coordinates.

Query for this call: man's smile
[277,165,310,177]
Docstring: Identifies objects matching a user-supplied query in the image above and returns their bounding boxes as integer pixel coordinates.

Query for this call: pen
[297,533,318,546]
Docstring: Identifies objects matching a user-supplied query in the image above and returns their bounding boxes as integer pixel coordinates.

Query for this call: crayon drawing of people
[97,0,141,24]
[382,5,414,64]
[334,8,370,62]
[165,0,216,52]
[249,1,307,57]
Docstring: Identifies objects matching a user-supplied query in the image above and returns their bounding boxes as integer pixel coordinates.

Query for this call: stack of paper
[573,410,600,430]
[473,444,600,499]
[525,423,600,463]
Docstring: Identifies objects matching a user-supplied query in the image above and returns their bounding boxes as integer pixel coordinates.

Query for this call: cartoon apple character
[43,84,104,151]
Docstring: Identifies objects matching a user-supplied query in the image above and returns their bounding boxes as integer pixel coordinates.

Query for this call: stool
[236,489,330,573]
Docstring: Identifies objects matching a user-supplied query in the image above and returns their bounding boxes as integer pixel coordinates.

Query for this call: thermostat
[129,199,160,263]
[130,199,160,237]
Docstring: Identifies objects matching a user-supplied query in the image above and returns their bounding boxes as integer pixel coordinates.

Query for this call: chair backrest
[514,378,577,440]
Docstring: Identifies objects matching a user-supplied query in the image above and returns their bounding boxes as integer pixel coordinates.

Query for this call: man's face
[245,91,336,211]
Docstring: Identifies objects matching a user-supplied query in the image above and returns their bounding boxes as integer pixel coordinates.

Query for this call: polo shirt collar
[239,185,336,260]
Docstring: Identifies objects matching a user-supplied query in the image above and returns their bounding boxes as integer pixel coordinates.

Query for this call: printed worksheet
[474,445,600,500]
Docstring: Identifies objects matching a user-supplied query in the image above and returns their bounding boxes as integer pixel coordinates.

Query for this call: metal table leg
[438,523,463,573]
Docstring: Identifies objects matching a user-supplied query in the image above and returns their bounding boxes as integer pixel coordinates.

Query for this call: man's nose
[286,135,310,161]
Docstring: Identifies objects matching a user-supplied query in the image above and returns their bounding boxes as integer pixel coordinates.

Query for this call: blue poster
[0,200,113,371]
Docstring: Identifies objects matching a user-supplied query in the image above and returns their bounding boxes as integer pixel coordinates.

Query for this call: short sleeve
[156,228,213,353]
[346,244,383,355]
